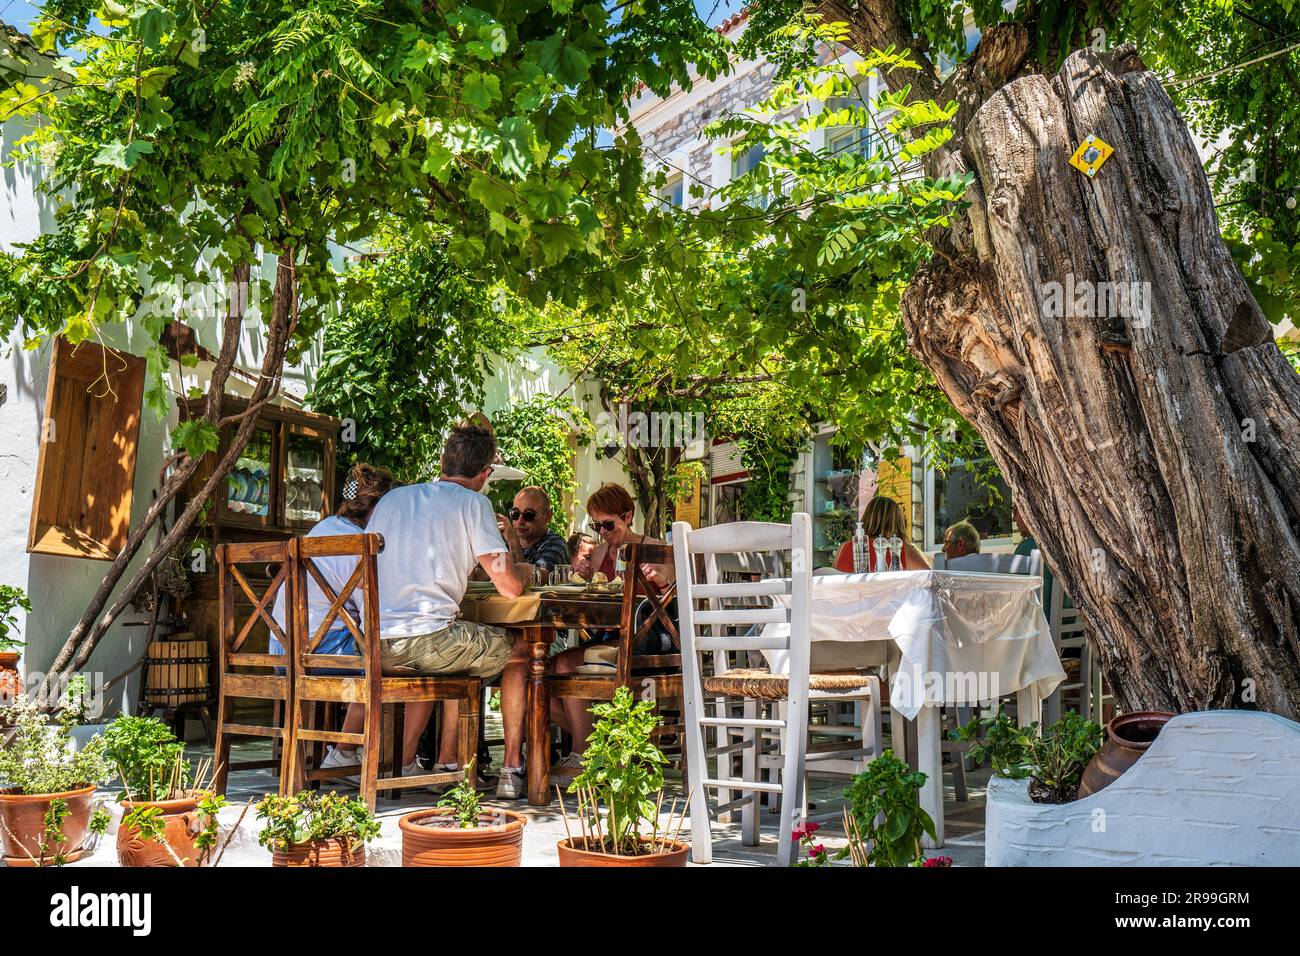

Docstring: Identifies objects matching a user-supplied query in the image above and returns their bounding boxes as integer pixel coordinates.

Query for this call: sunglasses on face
[591,518,619,533]
[509,508,541,522]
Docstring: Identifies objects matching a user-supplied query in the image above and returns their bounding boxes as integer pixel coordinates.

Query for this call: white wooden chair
[674,515,881,866]
[932,551,1042,576]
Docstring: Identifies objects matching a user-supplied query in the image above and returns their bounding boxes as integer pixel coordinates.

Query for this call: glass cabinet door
[224,425,275,521]
[283,425,329,527]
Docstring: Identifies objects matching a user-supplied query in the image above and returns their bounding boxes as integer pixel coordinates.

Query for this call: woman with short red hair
[555,482,675,758]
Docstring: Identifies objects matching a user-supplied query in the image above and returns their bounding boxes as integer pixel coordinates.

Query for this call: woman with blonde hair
[833,495,929,572]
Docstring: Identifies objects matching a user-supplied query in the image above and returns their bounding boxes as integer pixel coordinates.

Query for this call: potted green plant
[102,714,225,866]
[255,791,380,867]
[0,677,114,866]
[951,708,1103,803]
[556,686,689,867]
[398,760,527,867]
[0,585,32,710]
[835,748,938,867]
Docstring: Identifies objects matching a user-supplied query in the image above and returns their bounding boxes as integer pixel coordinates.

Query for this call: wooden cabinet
[175,397,340,719]
[177,396,339,538]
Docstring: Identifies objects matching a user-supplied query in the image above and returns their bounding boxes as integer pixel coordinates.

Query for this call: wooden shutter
[27,336,146,560]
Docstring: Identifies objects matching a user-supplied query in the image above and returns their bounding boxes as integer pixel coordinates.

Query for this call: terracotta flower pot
[399,808,526,867]
[116,794,208,867]
[270,837,366,867]
[557,836,689,867]
[1078,711,1175,798]
[0,785,98,867]
[0,652,21,710]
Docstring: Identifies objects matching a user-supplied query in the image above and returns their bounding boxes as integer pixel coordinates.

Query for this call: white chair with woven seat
[674,514,881,866]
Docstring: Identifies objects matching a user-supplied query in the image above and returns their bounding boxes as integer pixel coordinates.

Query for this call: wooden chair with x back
[285,532,482,810]
[547,541,686,759]
[212,539,297,797]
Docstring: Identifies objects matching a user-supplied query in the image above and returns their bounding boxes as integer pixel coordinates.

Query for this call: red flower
[791,826,806,841]
[922,856,954,868]
[809,844,826,857]
[804,821,821,835]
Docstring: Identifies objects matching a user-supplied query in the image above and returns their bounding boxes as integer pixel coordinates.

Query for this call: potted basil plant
[557,686,689,867]
[399,759,527,867]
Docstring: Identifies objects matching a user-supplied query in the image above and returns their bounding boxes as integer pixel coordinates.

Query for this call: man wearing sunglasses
[502,486,570,573]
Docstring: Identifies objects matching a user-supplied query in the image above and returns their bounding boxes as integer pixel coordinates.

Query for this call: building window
[730,144,770,208]
[827,125,874,159]
[927,458,1013,550]
[657,172,684,208]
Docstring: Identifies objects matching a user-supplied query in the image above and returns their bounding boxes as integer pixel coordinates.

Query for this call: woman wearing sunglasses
[553,483,676,759]
[570,482,673,589]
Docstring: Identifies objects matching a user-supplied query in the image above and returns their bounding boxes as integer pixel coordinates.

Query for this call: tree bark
[897,47,1300,716]
[37,255,298,706]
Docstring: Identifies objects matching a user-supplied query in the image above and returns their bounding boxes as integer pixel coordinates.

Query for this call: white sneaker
[496,766,526,799]
[319,746,362,787]
[554,753,584,771]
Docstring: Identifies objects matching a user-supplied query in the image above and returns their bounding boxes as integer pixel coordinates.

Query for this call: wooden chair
[674,515,881,866]
[212,540,296,796]
[285,532,482,810]
[545,541,685,764]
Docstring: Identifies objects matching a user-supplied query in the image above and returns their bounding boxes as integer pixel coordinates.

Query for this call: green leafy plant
[949,708,1034,778]
[1024,711,1104,803]
[0,679,113,795]
[842,748,936,867]
[491,394,593,526]
[192,793,231,862]
[102,715,191,802]
[952,708,1103,803]
[436,759,484,828]
[0,584,32,653]
[255,791,380,853]
[119,792,232,866]
[566,686,671,855]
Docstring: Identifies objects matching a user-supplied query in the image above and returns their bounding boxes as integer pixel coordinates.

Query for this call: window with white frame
[656,171,685,208]
[730,143,770,208]
[824,95,875,159]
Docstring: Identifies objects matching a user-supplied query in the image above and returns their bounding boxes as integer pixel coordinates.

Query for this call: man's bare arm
[477,552,532,598]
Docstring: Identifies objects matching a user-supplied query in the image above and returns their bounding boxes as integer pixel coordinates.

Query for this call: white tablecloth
[761,570,1065,720]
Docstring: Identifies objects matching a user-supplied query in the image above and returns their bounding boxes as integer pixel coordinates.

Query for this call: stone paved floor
[67,710,989,867]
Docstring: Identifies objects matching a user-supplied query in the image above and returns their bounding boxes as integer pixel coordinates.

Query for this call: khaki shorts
[380,620,513,679]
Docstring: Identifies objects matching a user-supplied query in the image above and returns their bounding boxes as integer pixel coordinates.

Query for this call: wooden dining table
[460,586,626,805]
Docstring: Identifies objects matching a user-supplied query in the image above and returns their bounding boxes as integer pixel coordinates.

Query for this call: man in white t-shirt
[365,423,535,796]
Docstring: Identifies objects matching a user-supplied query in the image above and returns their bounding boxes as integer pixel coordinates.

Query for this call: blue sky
[2,0,745,35]
[0,1,38,32]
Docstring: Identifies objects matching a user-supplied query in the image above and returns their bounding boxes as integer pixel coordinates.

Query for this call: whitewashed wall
[985,711,1300,866]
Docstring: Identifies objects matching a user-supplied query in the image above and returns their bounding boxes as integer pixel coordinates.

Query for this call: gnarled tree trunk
[900,48,1300,716]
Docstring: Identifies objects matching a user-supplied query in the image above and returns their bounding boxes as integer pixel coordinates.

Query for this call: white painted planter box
[985,710,1300,866]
